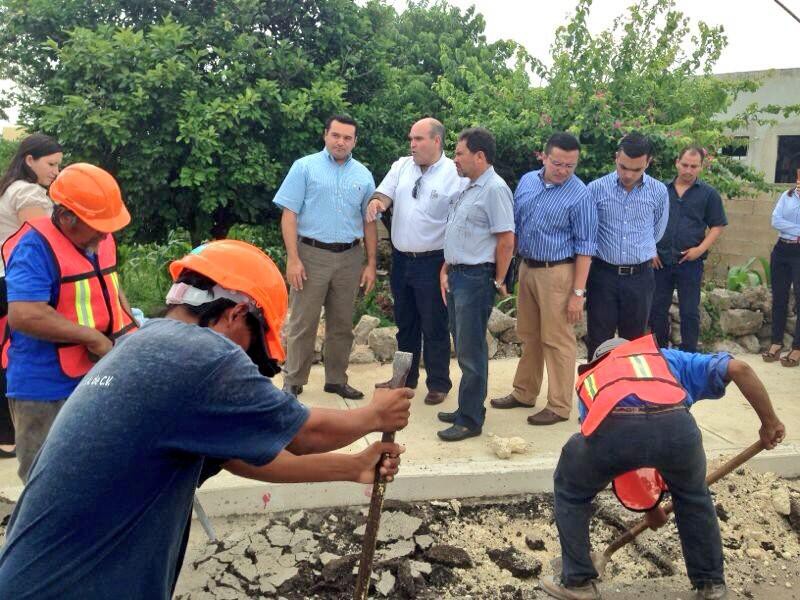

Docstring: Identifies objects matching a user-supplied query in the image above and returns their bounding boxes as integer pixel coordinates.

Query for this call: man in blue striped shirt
[585,133,669,359]
[274,115,377,400]
[491,133,597,425]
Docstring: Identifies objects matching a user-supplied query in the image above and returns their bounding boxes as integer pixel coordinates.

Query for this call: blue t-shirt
[4,230,99,401]
[577,349,732,421]
[0,319,310,599]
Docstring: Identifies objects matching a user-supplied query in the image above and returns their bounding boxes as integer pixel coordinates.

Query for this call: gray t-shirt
[0,318,309,599]
[444,166,515,265]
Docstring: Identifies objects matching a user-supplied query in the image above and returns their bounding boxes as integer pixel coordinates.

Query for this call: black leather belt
[523,257,574,269]
[299,236,360,252]
[778,238,800,245]
[397,249,443,258]
[611,404,686,415]
[594,258,651,276]
[448,262,494,272]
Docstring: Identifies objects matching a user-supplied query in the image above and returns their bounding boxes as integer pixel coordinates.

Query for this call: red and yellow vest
[575,334,686,511]
[1,217,137,378]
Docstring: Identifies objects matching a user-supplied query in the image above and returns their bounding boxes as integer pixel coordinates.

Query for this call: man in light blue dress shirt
[274,115,377,400]
[585,133,669,360]
[437,128,515,442]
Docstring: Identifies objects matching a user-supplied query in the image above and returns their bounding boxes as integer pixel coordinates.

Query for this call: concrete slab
[0,354,798,517]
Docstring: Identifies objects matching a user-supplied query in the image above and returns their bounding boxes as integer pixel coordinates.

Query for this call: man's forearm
[8,302,97,346]
[286,406,378,455]
[573,254,592,289]
[728,360,781,426]
[370,191,393,211]
[281,209,300,260]
[494,232,515,282]
[697,226,724,253]
[364,220,377,266]
[224,451,357,483]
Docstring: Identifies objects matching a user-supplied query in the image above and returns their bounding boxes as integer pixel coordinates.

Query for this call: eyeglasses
[547,159,577,170]
[412,176,422,199]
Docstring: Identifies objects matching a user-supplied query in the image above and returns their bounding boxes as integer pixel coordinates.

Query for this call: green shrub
[0,138,18,173]
[727,257,769,292]
[227,222,287,273]
[117,229,192,316]
[353,277,394,327]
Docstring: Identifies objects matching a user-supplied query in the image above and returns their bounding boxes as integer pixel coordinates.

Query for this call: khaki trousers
[511,262,577,418]
[9,398,66,483]
[283,242,363,386]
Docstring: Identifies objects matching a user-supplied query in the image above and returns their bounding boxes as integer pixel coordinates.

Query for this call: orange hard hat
[49,163,131,233]
[169,239,288,363]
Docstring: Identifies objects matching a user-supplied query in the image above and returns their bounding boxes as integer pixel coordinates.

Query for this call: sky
[2,0,800,127]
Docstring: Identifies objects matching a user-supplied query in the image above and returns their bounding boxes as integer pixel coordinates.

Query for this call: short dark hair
[618,132,653,159]
[677,144,706,161]
[545,132,581,154]
[458,127,496,164]
[325,114,358,137]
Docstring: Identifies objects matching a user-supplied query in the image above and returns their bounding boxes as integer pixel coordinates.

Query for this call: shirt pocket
[422,188,450,221]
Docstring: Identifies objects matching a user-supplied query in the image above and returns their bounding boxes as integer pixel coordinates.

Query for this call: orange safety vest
[0,217,137,378]
[575,334,687,511]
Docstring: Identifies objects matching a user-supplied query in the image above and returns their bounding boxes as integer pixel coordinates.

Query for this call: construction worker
[1,163,136,482]
[0,239,411,600]
[542,335,785,600]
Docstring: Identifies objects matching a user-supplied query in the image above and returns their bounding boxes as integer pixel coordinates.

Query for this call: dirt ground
[173,463,800,599]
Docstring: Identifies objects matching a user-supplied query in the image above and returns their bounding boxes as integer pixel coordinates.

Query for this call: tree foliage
[0,0,793,243]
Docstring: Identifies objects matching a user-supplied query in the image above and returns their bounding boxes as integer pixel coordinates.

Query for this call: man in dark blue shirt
[650,145,727,352]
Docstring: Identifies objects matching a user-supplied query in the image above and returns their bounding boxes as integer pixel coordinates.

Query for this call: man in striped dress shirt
[491,133,597,425]
[274,115,377,400]
[585,133,669,360]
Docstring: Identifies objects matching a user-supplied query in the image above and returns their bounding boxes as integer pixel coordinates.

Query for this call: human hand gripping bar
[353,350,413,599]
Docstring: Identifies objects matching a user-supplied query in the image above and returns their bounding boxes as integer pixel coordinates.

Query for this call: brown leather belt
[299,236,360,252]
[523,257,574,268]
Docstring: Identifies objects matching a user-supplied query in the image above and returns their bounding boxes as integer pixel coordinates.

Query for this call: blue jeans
[650,260,704,352]
[390,250,451,392]
[446,263,496,431]
[553,408,723,588]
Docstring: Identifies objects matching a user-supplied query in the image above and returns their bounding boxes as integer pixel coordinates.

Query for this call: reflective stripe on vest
[574,334,686,437]
[1,217,137,378]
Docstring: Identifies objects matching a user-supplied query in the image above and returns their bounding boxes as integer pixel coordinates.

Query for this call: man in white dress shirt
[367,118,465,406]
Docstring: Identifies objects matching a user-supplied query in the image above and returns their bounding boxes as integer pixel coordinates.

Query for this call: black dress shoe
[437,411,458,424]
[282,384,303,396]
[424,391,447,405]
[437,424,481,442]
[324,383,365,399]
[0,447,15,459]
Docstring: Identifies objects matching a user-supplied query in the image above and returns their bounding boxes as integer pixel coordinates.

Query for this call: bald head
[409,118,445,167]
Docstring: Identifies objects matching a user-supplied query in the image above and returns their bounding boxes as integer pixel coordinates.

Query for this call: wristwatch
[493,279,504,290]
[573,289,586,297]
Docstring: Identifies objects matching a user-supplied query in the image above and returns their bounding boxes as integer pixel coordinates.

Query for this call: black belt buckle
[617,265,635,276]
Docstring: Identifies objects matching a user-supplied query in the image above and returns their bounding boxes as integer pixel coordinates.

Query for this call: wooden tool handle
[603,439,766,559]
[353,351,413,600]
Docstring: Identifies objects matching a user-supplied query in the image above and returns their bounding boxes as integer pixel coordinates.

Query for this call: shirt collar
[537,168,567,189]
[615,172,647,190]
[470,165,496,188]
[668,177,701,189]
[322,147,352,165]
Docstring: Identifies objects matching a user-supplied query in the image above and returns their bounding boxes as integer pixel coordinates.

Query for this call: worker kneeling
[542,335,785,600]
[0,239,412,599]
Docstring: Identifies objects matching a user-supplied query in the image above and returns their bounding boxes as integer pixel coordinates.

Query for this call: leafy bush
[0,138,18,173]
[117,229,192,316]
[227,222,287,273]
[727,257,769,291]
[353,277,394,327]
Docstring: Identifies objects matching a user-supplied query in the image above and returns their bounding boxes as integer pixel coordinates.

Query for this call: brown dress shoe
[424,391,447,405]
[527,408,568,426]
[490,393,530,410]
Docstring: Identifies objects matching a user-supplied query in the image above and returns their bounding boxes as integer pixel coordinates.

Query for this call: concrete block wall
[708,192,779,281]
